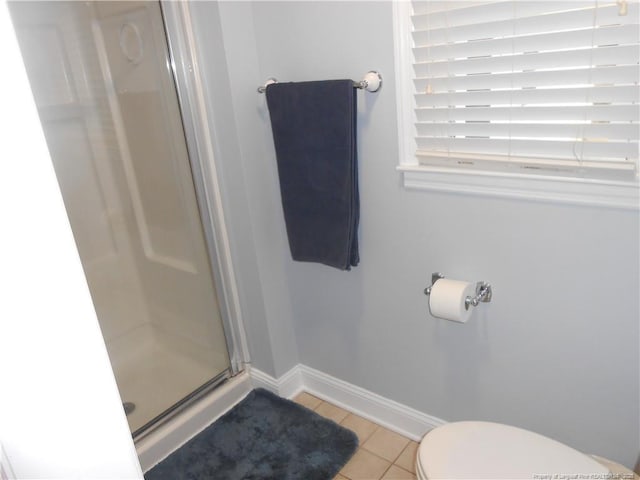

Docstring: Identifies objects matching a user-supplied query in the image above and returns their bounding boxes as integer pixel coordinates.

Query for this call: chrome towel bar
[257,71,382,94]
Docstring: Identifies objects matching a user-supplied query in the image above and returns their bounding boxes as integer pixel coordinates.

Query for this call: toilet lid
[417,421,608,479]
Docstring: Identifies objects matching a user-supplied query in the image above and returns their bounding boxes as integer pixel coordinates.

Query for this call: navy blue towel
[265,80,359,270]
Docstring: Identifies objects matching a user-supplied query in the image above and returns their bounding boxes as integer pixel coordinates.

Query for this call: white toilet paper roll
[429,279,476,323]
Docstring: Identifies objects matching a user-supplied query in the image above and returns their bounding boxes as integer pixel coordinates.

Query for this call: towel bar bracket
[357,71,382,92]
[257,77,277,94]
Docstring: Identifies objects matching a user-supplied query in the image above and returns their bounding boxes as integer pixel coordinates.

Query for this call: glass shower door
[9,0,231,435]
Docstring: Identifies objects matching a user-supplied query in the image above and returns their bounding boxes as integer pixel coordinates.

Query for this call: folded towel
[266,80,359,270]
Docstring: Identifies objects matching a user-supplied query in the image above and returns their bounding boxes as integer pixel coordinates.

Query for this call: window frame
[392,1,639,210]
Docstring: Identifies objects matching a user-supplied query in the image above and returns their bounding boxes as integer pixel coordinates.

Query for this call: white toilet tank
[416,421,609,480]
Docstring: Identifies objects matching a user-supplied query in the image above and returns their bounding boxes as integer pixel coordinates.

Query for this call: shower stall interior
[9,0,237,437]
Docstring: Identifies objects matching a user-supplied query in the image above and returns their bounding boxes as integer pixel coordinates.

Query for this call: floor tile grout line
[360,423,411,464]
[363,442,410,478]
[339,452,415,480]
[361,442,405,466]
[296,393,416,480]
[380,461,395,479]
[384,463,416,479]
[348,423,380,456]
[341,444,407,479]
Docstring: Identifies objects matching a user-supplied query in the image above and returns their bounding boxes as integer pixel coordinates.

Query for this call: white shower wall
[10,0,231,433]
[91,1,228,359]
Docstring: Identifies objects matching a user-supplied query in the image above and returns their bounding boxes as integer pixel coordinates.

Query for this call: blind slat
[415,85,640,107]
[416,122,640,141]
[413,24,640,63]
[417,137,638,161]
[415,150,636,175]
[415,105,639,122]
[412,1,501,16]
[413,44,639,78]
[414,65,639,95]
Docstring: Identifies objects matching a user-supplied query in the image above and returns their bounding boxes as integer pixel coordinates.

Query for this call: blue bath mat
[144,388,358,480]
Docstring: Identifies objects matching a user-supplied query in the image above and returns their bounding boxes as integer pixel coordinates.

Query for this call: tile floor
[293,391,419,480]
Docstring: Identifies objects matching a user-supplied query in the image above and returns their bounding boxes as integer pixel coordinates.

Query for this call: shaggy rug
[145,388,358,480]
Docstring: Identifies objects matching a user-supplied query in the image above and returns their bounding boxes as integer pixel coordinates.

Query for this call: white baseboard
[250,364,446,442]
[249,364,303,399]
[137,365,445,473]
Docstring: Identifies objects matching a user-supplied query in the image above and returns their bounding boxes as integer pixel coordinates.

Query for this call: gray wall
[189,1,299,378]
[193,1,639,468]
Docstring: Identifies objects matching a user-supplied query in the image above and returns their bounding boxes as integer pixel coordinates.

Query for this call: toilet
[416,421,637,480]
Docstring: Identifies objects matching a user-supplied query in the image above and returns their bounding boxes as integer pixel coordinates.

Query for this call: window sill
[397,165,639,210]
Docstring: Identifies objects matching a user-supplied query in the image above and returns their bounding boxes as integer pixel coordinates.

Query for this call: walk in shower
[9,1,238,437]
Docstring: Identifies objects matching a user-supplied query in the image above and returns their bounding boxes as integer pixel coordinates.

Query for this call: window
[393,1,639,208]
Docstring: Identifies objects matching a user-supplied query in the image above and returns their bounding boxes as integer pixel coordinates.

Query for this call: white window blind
[411,0,639,180]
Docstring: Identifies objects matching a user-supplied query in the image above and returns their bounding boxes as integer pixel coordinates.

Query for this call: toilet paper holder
[424,272,492,310]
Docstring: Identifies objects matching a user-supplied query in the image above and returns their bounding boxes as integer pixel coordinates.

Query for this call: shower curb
[136,371,252,473]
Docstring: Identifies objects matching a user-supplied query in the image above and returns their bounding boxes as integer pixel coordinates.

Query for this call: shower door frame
[158,2,250,381]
